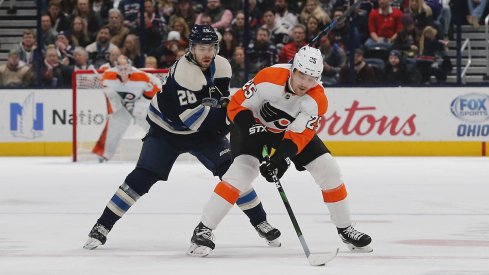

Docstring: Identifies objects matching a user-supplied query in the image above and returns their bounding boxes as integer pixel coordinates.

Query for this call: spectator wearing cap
[300,0,331,26]
[41,14,58,48]
[366,0,403,47]
[195,0,233,30]
[72,46,95,71]
[278,24,307,63]
[393,13,420,58]
[261,8,290,51]
[339,48,377,84]
[247,27,278,74]
[71,0,103,39]
[107,9,130,48]
[383,49,410,85]
[219,28,237,61]
[319,35,346,86]
[16,29,37,66]
[170,0,197,29]
[71,16,91,47]
[55,31,75,65]
[48,0,71,32]
[274,0,299,32]
[85,26,118,69]
[155,31,184,68]
[0,49,34,87]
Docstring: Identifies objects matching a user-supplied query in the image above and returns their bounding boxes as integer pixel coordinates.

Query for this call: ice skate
[83,223,110,250]
[254,221,281,247]
[187,222,215,257]
[338,225,372,253]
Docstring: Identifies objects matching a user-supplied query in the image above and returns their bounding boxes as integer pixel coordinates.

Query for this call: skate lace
[343,226,364,241]
[256,221,273,233]
[196,227,215,241]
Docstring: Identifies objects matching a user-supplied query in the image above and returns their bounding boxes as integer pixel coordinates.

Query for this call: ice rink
[0,156,488,275]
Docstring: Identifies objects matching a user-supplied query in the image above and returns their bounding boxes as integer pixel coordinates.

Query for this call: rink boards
[0,87,488,156]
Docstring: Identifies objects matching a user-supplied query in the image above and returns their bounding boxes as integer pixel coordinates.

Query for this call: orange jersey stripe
[227,88,248,122]
[284,128,315,154]
[322,183,348,203]
[253,66,290,86]
[307,85,328,116]
[214,181,240,204]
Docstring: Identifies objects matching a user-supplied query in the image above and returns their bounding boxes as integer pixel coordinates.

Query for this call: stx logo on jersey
[249,124,266,134]
[259,102,295,130]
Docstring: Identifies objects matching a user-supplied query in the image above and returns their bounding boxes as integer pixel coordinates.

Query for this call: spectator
[91,0,113,25]
[274,0,299,32]
[118,0,142,31]
[195,0,233,30]
[339,48,377,85]
[121,34,144,68]
[99,46,121,71]
[393,13,420,58]
[247,27,278,74]
[169,16,190,48]
[278,24,307,63]
[466,0,488,27]
[0,49,34,88]
[300,0,331,25]
[16,30,37,66]
[231,11,248,45]
[55,31,75,66]
[417,25,451,84]
[144,56,158,69]
[170,0,197,29]
[438,0,452,38]
[155,31,183,68]
[219,28,237,61]
[319,35,346,86]
[40,45,72,87]
[107,9,130,48]
[383,49,410,85]
[246,0,262,30]
[72,46,95,70]
[141,0,166,54]
[41,14,58,48]
[409,0,434,33]
[366,0,403,46]
[199,13,213,25]
[71,0,103,39]
[176,48,186,60]
[318,0,335,17]
[230,46,246,87]
[157,0,174,21]
[261,8,290,51]
[71,16,91,47]
[305,15,323,42]
[328,7,361,55]
[85,26,118,69]
[47,0,71,32]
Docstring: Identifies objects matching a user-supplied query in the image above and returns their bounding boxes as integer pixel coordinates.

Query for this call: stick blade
[307,248,339,266]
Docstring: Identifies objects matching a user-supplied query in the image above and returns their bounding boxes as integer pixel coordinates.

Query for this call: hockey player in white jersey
[92,55,160,161]
[83,25,281,250]
[187,46,372,257]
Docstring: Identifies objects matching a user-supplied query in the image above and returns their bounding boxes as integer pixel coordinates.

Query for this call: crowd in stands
[1,0,487,88]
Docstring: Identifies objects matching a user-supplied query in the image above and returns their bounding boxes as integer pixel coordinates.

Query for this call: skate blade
[346,243,373,253]
[187,243,213,257]
[267,239,281,247]
[83,238,102,250]
[307,248,339,266]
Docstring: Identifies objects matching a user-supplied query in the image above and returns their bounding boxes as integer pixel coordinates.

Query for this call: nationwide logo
[450,93,489,123]
[10,93,44,139]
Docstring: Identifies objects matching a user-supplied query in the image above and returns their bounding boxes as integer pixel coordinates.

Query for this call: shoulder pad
[214,55,232,79]
[173,58,207,91]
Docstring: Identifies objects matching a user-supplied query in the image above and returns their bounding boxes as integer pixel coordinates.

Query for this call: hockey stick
[308,0,362,47]
[262,146,339,266]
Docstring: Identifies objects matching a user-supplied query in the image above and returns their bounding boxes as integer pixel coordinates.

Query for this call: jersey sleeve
[282,86,328,155]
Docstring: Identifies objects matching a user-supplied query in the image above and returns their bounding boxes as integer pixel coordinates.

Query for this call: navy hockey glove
[260,156,291,182]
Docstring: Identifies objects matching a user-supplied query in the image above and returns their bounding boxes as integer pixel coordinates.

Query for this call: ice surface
[0,157,488,275]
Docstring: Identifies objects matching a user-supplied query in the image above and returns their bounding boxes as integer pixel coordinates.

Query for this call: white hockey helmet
[291,45,323,79]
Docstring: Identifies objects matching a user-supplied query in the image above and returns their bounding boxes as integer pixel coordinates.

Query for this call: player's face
[193,44,216,69]
[290,69,318,96]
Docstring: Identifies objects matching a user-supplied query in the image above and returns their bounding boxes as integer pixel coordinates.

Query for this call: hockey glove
[201,97,230,109]
[260,156,291,182]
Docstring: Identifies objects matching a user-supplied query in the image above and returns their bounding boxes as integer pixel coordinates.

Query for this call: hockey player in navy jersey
[83,25,281,250]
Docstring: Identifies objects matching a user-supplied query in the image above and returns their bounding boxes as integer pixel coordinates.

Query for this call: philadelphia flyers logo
[259,102,295,130]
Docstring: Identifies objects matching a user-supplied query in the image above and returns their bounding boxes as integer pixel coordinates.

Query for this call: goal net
[71,68,169,162]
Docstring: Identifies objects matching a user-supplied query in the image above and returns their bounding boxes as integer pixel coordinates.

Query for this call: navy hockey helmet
[189,24,219,45]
